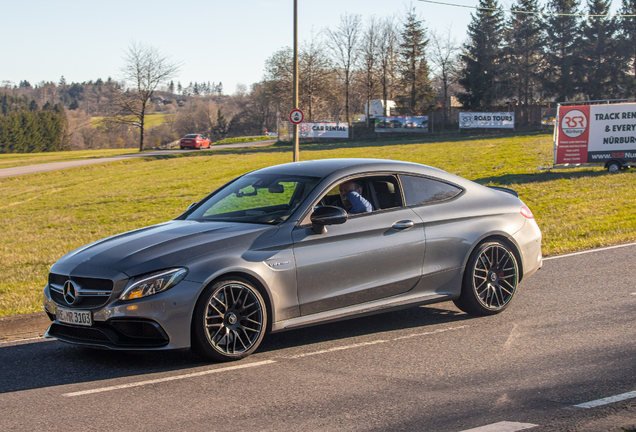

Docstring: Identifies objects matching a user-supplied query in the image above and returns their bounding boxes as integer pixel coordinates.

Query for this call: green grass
[0,149,138,169]
[91,113,173,129]
[212,136,274,145]
[1,131,635,317]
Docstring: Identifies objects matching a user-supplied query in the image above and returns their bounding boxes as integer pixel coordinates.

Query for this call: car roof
[252,158,449,179]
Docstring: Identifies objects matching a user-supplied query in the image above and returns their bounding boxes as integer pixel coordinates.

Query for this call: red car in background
[179,134,210,150]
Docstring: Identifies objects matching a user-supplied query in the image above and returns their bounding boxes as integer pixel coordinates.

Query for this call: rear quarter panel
[409,185,526,297]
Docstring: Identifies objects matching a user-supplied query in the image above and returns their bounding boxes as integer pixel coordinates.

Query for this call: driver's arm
[345,191,373,214]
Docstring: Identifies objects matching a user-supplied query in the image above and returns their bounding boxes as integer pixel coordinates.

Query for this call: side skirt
[271,292,451,333]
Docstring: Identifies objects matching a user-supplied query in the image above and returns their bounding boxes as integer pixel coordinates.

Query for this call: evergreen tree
[398,7,434,112]
[543,0,581,102]
[579,0,625,100]
[620,0,636,96]
[458,0,506,109]
[504,0,545,122]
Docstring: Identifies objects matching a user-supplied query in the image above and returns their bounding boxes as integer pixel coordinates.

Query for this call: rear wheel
[453,241,519,315]
[607,161,621,173]
[192,279,267,361]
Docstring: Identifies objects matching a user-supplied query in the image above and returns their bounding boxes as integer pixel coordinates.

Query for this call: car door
[291,176,425,316]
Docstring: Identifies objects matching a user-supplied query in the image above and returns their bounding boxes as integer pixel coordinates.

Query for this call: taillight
[520,206,534,219]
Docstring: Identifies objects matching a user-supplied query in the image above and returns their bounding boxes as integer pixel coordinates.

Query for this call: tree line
[0,94,69,153]
[3,0,636,152]
[459,0,636,123]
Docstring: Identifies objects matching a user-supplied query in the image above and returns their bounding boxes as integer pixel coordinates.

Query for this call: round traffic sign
[290,109,304,124]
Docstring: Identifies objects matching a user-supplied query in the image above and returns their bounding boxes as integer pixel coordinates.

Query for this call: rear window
[184,134,199,138]
[399,175,462,206]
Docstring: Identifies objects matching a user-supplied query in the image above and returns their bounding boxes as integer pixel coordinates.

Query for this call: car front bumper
[43,279,203,350]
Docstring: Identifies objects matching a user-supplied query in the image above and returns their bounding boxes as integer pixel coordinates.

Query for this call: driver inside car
[337,181,373,214]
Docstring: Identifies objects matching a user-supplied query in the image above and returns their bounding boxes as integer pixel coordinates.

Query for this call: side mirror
[187,202,197,211]
[310,206,347,234]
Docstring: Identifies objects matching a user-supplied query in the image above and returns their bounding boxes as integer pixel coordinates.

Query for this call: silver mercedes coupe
[43,159,542,361]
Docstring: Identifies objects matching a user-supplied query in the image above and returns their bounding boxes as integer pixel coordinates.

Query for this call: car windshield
[184,134,199,138]
[186,174,320,225]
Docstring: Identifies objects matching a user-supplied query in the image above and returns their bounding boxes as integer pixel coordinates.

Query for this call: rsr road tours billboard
[459,112,515,129]
[555,103,636,164]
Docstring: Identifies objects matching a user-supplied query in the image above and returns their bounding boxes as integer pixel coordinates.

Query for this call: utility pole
[292,0,300,161]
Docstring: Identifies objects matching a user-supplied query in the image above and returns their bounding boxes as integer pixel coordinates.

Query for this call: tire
[607,161,621,174]
[453,241,519,315]
[192,278,267,361]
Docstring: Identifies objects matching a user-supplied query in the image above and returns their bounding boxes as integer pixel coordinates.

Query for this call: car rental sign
[459,112,514,129]
[299,122,349,138]
[555,103,636,164]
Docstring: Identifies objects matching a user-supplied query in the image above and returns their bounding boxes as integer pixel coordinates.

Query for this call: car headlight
[120,268,188,301]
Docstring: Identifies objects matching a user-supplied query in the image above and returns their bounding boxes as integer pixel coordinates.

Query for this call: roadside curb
[0,312,50,343]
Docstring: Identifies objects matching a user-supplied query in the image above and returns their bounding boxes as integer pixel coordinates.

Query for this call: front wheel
[192,279,267,361]
[453,241,519,315]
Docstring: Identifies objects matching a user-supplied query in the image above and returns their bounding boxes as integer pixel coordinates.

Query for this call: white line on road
[458,421,538,432]
[544,242,636,261]
[573,390,636,408]
[63,360,277,397]
[288,326,468,359]
[62,326,468,396]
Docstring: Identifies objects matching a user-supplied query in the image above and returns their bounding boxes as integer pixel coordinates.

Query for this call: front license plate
[57,307,92,327]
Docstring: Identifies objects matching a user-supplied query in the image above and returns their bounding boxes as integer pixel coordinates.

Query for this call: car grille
[48,323,112,343]
[49,273,115,309]
[49,320,169,347]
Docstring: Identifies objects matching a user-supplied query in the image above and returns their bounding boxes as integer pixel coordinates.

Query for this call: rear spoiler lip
[487,186,519,198]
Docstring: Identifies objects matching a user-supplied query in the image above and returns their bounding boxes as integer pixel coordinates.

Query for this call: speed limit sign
[290,109,304,124]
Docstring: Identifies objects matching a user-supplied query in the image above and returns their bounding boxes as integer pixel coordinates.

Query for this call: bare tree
[326,13,362,124]
[378,17,399,116]
[360,16,380,127]
[429,27,461,126]
[111,41,180,151]
[299,37,334,121]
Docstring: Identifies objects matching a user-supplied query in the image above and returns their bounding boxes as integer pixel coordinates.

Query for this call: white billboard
[555,102,636,164]
[459,112,515,129]
[299,122,349,138]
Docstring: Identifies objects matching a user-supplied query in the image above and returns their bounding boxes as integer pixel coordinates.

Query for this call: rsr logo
[561,109,587,138]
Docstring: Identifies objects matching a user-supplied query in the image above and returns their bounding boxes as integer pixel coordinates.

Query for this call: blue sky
[0,0,620,94]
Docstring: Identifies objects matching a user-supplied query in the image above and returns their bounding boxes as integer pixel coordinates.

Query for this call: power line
[418,0,636,17]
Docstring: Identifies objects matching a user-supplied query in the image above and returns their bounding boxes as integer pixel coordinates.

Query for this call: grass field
[91,113,174,129]
[0,149,138,169]
[1,131,635,317]
[212,136,274,145]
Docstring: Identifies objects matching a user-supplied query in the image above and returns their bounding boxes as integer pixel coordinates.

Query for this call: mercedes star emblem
[63,280,78,305]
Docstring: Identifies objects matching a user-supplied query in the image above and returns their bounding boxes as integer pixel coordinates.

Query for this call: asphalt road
[0,140,277,179]
[1,244,635,432]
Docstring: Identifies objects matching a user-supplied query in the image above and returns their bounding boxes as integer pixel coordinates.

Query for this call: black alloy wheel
[454,241,519,315]
[192,279,267,361]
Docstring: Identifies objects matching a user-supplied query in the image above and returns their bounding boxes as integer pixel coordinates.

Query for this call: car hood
[52,220,275,276]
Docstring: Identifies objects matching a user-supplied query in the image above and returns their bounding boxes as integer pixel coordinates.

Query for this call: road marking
[458,421,538,432]
[544,242,636,261]
[573,390,636,408]
[62,326,468,396]
[63,360,276,397]
[288,326,468,359]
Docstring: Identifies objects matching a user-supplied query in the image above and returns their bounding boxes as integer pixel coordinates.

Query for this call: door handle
[392,220,414,230]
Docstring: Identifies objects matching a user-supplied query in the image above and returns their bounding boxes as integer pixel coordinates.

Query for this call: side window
[399,175,462,206]
[316,175,403,214]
